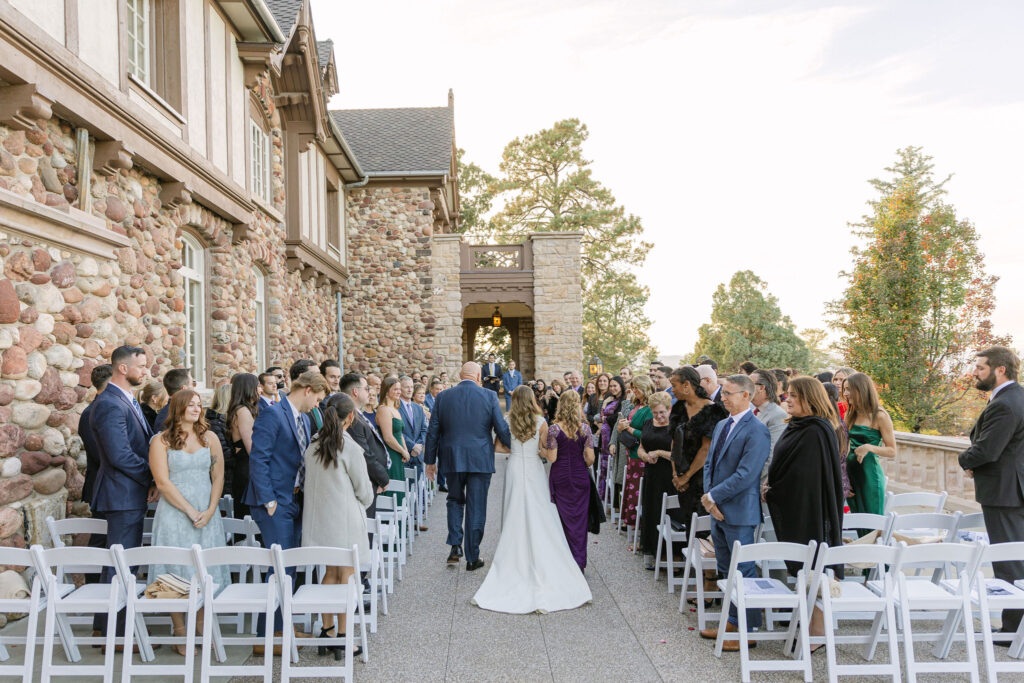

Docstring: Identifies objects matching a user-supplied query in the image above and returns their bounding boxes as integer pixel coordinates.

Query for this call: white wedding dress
[472,416,593,613]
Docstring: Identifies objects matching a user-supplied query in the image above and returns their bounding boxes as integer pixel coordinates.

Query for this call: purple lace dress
[598,399,620,497]
[547,422,594,570]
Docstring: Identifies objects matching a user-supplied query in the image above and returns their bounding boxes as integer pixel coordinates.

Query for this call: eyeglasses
[720,389,746,397]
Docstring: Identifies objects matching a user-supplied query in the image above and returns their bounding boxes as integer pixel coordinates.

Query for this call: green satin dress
[383,415,406,506]
[846,424,886,515]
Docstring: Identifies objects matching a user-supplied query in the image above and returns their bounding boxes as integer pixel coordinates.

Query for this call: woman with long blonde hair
[472,386,592,613]
[547,390,597,570]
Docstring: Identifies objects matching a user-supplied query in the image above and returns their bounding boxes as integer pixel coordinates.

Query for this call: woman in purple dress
[545,390,596,570]
[596,376,625,498]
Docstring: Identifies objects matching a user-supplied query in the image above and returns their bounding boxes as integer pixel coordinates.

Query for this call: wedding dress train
[472,416,592,613]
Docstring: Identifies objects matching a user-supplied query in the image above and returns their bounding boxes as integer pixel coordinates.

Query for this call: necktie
[295,414,307,490]
[709,418,734,482]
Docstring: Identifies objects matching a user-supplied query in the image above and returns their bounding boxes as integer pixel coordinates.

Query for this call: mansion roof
[265,0,303,37]
[330,107,454,177]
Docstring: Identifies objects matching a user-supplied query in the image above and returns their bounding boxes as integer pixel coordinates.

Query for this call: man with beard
[959,345,1024,640]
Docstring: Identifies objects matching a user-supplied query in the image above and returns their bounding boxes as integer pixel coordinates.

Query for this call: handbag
[670,424,690,472]
[587,471,606,534]
[618,428,639,452]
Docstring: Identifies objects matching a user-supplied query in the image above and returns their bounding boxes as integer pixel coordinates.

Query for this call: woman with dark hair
[303,393,373,659]
[544,378,565,422]
[668,366,727,537]
[583,379,602,438]
[843,372,897,515]
[149,389,228,654]
[822,382,851,498]
[227,373,260,519]
[596,376,625,498]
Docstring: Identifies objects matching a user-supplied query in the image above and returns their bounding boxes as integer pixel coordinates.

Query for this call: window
[250,120,271,202]
[253,269,267,372]
[126,0,150,86]
[326,185,341,260]
[180,234,206,388]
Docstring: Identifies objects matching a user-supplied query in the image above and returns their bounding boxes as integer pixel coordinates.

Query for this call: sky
[316,0,1024,358]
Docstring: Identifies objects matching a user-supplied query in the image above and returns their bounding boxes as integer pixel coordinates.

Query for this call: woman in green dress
[843,372,897,515]
[375,376,410,505]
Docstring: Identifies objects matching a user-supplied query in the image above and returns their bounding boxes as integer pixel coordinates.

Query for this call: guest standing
[597,377,625,498]
[638,391,675,568]
[80,364,113,512]
[502,361,522,411]
[832,367,855,420]
[750,370,787,482]
[843,372,896,515]
[482,354,502,395]
[243,371,329,646]
[303,393,373,659]
[699,375,770,649]
[958,346,1024,636]
[425,378,443,412]
[764,376,845,644]
[138,380,166,433]
[583,380,601,436]
[544,379,565,422]
[258,372,279,407]
[88,345,154,636]
[544,390,596,570]
[153,368,192,433]
[340,373,391,520]
[227,373,260,519]
[149,389,229,654]
[617,375,654,542]
[207,382,233,495]
[610,379,635,518]
[376,376,410,506]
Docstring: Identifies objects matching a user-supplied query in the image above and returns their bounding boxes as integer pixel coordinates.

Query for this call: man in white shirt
[697,364,722,405]
[258,372,280,407]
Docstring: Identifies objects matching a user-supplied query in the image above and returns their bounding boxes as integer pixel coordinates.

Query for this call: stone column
[530,232,583,379]
[430,234,463,374]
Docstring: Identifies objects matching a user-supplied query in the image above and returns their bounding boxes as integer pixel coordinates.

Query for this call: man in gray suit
[959,346,1024,637]
[751,370,787,483]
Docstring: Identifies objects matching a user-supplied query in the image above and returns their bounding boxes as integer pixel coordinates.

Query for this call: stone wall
[517,316,535,380]
[531,232,583,379]
[0,92,341,544]
[430,234,462,373]
[342,185,437,375]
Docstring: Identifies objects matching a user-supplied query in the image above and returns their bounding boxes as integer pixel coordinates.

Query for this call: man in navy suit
[699,374,770,649]
[152,367,192,432]
[482,354,502,395]
[399,376,429,530]
[79,364,112,516]
[502,361,522,411]
[424,362,511,570]
[88,345,155,634]
[244,370,329,645]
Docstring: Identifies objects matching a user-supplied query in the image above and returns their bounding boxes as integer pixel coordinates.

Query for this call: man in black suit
[152,367,192,432]
[959,345,1024,637]
[79,364,112,513]
[482,354,502,395]
[340,372,391,520]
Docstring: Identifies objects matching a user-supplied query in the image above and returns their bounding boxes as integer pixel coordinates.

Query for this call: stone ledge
[0,187,131,260]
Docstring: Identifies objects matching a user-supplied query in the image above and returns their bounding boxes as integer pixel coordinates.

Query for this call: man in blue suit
[88,345,155,634]
[699,374,770,649]
[243,370,329,646]
[502,360,522,411]
[482,354,502,395]
[424,362,511,570]
[399,375,429,531]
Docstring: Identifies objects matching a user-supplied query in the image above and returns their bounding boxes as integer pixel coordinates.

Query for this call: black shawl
[765,416,844,576]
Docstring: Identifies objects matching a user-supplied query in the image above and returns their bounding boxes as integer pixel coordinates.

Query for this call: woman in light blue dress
[149,388,228,654]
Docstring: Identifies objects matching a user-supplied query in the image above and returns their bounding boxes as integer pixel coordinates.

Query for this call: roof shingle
[330,107,453,176]
[265,0,302,39]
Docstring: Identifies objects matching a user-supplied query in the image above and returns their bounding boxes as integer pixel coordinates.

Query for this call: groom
[425,361,511,570]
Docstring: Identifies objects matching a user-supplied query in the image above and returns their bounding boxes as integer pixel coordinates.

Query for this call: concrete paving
[0,453,1015,681]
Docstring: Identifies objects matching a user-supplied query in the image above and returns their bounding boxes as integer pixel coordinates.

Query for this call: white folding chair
[885,490,948,514]
[142,500,159,546]
[218,495,235,517]
[114,545,203,683]
[404,467,420,545]
[868,541,983,683]
[32,545,141,682]
[807,542,902,682]
[45,516,107,552]
[216,515,263,635]
[273,545,368,682]
[194,545,278,683]
[955,512,989,544]
[653,493,687,592]
[384,481,411,564]
[0,547,44,682]
[714,540,817,683]
[374,496,402,588]
[884,511,963,583]
[841,512,894,543]
[617,463,628,534]
[364,518,388,628]
[678,513,722,631]
[953,542,1024,681]
[629,475,644,554]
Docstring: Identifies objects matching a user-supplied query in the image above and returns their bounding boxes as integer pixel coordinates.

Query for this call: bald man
[424,362,512,569]
[697,364,723,406]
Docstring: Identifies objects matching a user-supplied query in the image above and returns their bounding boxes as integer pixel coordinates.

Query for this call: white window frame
[253,268,267,372]
[180,234,206,389]
[126,0,151,86]
[250,119,271,202]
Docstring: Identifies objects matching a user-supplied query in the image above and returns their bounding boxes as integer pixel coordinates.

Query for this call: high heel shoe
[334,642,363,661]
[318,626,336,656]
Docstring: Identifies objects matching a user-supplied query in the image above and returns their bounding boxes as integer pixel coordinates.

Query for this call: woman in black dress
[226,373,260,519]
[544,379,565,422]
[638,391,675,568]
[668,366,727,532]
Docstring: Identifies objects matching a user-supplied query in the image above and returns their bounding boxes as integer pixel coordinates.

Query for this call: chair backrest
[885,490,947,514]
[375,496,397,512]
[45,515,107,548]
[955,512,987,543]
[731,540,816,567]
[274,545,359,574]
[114,545,198,595]
[810,542,902,599]
[843,512,892,533]
[660,493,679,519]
[218,495,234,517]
[894,539,981,569]
[386,479,408,495]
[0,547,37,572]
[193,544,275,574]
[31,544,115,590]
[982,541,1024,567]
[221,516,261,546]
[404,467,417,482]
[887,511,962,541]
[687,513,712,542]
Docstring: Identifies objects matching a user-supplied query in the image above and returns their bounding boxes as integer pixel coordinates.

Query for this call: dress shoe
[447,546,463,564]
[700,621,755,651]
[253,628,311,656]
[466,559,485,571]
[438,485,448,492]
[418,525,429,532]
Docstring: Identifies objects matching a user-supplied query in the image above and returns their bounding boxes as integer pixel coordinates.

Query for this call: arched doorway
[462,302,535,381]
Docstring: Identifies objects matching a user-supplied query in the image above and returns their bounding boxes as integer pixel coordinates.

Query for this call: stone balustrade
[883,431,978,512]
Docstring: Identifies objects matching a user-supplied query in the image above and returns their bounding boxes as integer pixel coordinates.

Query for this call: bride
[472,386,592,613]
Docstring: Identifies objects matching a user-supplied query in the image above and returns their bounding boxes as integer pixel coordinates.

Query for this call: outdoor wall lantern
[589,356,603,377]
[492,307,502,327]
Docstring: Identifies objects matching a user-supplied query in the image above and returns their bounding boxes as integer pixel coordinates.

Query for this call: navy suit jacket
[703,411,770,527]
[79,402,100,506]
[482,363,502,391]
[399,400,427,453]
[424,380,511,474]
[502,370,522,394]
[243,395,311,508]
[89,385,154,512]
